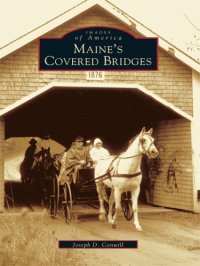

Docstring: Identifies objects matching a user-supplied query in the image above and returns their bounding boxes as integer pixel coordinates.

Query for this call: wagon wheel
[49,175,58,219]
[62,182,72,224]
[121,191,133,221]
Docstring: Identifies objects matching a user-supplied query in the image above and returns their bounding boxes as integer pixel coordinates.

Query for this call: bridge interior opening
[4,87,181,205]
[5,87,180,153]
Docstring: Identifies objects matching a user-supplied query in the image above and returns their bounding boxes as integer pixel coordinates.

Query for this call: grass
[0,208,81,266]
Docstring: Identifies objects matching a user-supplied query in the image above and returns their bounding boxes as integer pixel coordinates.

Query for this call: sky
[110,0,200,60]
[0,0,199,60]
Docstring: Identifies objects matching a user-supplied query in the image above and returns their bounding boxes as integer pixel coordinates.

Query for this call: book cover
[0,1,200,265]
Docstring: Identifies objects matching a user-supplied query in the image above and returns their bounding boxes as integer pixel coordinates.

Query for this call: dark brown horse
[20,148,60,207]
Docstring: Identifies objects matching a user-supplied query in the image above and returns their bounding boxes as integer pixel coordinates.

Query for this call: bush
[0,208,79,266]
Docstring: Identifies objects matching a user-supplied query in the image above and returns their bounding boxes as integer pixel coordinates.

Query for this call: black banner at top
[39,27,158,71]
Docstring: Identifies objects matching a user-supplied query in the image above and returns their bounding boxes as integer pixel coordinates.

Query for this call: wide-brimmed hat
[94,138,102,146]
[29,138,37,145]
[75,136,84,142]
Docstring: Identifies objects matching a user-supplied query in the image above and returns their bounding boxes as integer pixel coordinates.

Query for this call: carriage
[28,127,158,230]
[47,163,134,224]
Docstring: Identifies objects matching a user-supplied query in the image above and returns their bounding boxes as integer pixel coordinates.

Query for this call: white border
[191,70,200,212]
[0,0,199,73]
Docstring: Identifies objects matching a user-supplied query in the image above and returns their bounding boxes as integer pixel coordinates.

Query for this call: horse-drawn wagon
[43,127,158,231]
[48,164,136,224]
[12,127,158,231]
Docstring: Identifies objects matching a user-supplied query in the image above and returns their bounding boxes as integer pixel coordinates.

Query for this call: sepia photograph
[0,0,200,265]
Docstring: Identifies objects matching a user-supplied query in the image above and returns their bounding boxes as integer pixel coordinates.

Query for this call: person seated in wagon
[90,138,110,166]
[63,136,91,184]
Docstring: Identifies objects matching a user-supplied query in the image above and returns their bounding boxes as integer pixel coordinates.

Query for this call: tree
[185,13,200,62]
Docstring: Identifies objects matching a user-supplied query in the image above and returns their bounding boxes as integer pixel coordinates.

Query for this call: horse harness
[94,134,154,183]
[94,155,141,184]
[75,134,155,187]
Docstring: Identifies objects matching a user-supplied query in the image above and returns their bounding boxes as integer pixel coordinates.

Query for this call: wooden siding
[148,119,194,211]
[0,6,193,114]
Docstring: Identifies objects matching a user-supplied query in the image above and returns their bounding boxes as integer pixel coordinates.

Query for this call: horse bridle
[140,135,155,158]
[118,134,155,160]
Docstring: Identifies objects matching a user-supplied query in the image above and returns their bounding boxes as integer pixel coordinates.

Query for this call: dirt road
[51,204,200,266]
[1,204,200,266]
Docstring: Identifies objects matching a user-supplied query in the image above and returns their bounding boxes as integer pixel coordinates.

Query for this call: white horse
[95,127,159,230]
